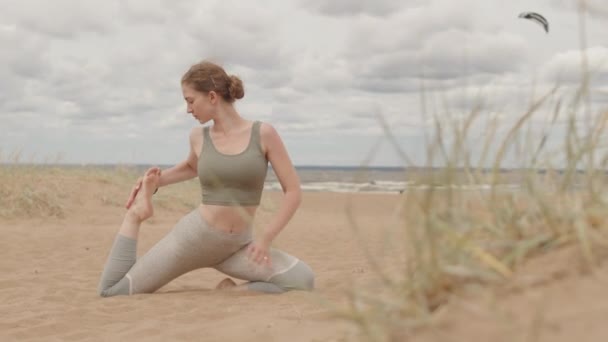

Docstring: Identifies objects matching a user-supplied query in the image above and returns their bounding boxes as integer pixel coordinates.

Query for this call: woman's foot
[126,168,160,223]
[215,277,237,290]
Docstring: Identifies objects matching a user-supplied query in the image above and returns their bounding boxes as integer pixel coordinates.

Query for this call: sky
[1,0,607,167]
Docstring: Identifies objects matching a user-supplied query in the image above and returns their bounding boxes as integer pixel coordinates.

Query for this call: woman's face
[181,83,217,123]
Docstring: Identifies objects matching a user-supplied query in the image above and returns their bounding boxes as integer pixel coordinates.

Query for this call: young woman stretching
[97,60,315,297]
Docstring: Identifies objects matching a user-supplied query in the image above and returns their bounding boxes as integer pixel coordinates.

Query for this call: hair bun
[228,75,245,100]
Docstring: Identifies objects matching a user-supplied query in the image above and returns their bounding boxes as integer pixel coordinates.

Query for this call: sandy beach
[1,168,608,341]
[0,167,401,341]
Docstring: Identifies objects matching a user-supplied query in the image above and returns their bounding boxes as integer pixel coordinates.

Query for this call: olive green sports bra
[198,121,268,206]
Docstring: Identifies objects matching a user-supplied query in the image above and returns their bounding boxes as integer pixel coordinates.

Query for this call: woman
[97,60,315,297]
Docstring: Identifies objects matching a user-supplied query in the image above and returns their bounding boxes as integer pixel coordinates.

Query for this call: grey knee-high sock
[97,235,137,297]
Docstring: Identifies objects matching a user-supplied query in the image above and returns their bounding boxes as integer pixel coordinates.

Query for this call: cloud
[550,0,608,20]
[344,29,527,93]
[342,1,475,60]
[298,0,414,17]
[1,0,122,39]
[333,2,528,94]
[1,0,608,166]
[540,46,608,85]
[286,52,353,93]
[184,1,287,71]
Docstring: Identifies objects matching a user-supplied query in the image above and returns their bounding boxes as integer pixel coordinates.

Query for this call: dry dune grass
[326,9,608,340]
[0,161,205,220]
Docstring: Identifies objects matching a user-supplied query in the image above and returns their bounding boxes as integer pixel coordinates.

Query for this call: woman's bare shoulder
[259,121,279,139]
[189,126,204,140]
[259,122,286,154]
[189,126,204,155]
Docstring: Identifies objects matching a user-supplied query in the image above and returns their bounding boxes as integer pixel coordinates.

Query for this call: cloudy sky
[1,0,607,167]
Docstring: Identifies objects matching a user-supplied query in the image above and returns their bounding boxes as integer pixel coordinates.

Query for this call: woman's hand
[247,239,272,267]
[125,177,143,209]
[125,167,161,209]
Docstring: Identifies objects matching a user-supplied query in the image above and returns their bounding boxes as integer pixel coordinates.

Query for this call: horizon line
[1,162,602,172]
[0,161,406,169]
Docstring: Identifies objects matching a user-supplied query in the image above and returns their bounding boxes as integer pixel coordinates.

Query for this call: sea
[132,164,410,194]
[100,164,533,194]
[8,163,571,194]
[264,166,408,194]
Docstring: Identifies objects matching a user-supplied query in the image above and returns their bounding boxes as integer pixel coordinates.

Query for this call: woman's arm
[257,123,302,245]
[125,128,200,209]
[157,155,197,188]
[158,127,201,188]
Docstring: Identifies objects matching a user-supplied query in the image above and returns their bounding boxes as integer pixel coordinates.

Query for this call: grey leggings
[97,209,315,297]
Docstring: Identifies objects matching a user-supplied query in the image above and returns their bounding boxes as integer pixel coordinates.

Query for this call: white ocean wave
[264,181,521,193]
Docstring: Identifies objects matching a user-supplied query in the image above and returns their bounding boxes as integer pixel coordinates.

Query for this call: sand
[1,173,608,341]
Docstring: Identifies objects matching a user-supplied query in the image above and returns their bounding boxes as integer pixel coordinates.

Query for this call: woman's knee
[271,260,315,291]
[296,261,315,291]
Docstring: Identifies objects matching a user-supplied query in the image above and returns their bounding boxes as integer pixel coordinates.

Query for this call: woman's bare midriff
[198,204,258,234]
